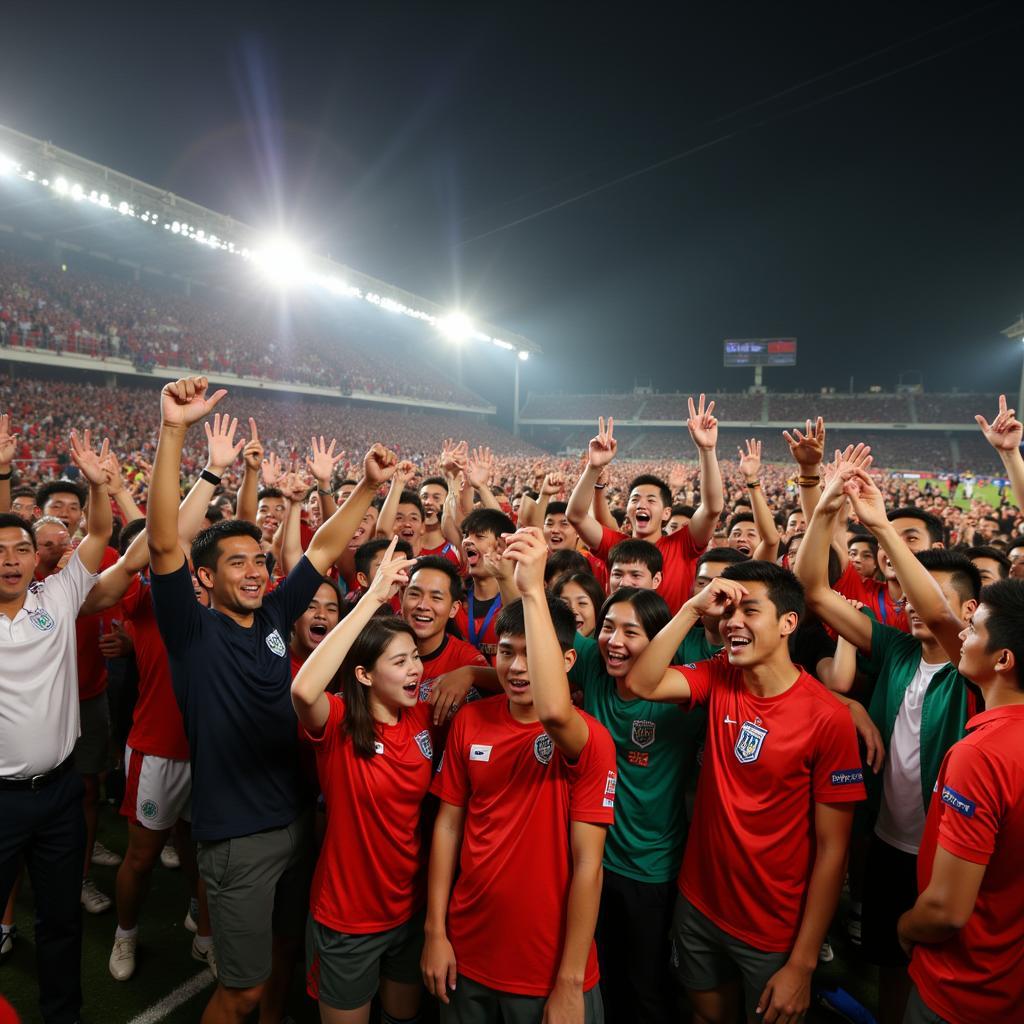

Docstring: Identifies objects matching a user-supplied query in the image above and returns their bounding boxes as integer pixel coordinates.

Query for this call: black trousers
[0,767,86,1024]
[596,867,677,1024]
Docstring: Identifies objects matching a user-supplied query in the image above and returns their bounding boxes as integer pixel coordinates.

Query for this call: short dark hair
[627,474,672,509]
[670,504,695,518]
[546,549,591,583]
[408,555,464,602]
[979,579,1024,689]
[191,519,263,573]
[917,549,982,603]
[257,487,286,503]
[0,512,36,549]
[608,539,663,575]
[36,479,86,510]
[721,560,805,622]
[848,532,879,555]
[595,587,671,642]
[888,507,944,546]
[204,503,225,525]
[727,512,756,534]
[461,508,515,539]
[355,537,414,579]
[544,501,569,518]
[420,476,448,492]
[696,546,749,576]
[496,595,576,653]
[118,517,147,555]
[11,485,36,502]
[397,491,425,518]
[964,545,1011,580]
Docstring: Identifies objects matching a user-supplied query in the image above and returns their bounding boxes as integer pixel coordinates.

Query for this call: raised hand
[587,416,618,469]
[737,438,762,482]
[204,413,245,472]
[242,418,264,471]
[363,443,398,487]
[394,459,417,487]
[0,411,17,470]
[687,394,718,450]
[501,526,548,596]
[668,462,687,492]
[365,536,416,605]
[843,467,888,532]
[976,394,1023,453]
[279,471,313,503]
[101,451,126,496]
[686,576,748,618]
[541,472,564,497]
[261,450,284,488]
[306,435,346,485]
[160,376,226,428]
[466,446,494,489]
[69,429,112,487]
[782,417,825,469]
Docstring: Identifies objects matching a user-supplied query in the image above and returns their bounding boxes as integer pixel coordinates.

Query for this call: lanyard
[877,589,888,624]
[467,588,501,649]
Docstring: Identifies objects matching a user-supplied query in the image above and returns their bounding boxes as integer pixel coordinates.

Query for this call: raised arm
[0,411,14,513]
[519,471,560,529]
[686,394,724,548]
[235,418,262,523]
[275,472,312,575]
[503,528,588,758]
[976,394,1024,509]
[147,377,226,575]
[567,417,617,551]
[591,467,619,531]
[306,435,344,523]
[305,444,396,575]
[104,453,144,525]
[738,438,781,561]
[784,417,827,526]
[79,526,151,615]
[178,413,245,543]
[846,468,966,663]
[291,537,413,733]
[376,460,415,539]
[466,446,501,512]
[69,429,114,574]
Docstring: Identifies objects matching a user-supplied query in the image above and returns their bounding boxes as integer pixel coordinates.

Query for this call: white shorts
[120,745,192,831]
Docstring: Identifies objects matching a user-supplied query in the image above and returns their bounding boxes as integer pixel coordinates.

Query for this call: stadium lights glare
[54,176,69,195]
[518,350,529,361]
[251,235,307,288]
[437,312,474,343]
[0,154,17,175]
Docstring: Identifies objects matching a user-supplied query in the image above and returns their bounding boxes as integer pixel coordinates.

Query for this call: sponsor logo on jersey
[419,680,435,702]
[469,744,492,762]
[941,785,976,818]
[28,607,56,632]
[831,769,864,786]
[734,720,768,764]
[630,719,656,749]
[604,771,617,797]
[534,733,554,765]
[265,629,287,657]
[414,730,433,760]
[628,750,649,767]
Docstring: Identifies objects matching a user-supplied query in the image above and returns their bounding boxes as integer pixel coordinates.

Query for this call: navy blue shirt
[151,556,322,841]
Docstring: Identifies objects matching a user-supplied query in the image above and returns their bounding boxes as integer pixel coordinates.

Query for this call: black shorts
[861,834,918,968]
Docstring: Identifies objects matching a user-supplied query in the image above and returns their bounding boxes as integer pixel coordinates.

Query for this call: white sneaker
[160,843,180,869]
[184,897,200,934]
[91,841,123,867]
[109,934,137,981]
[192,937,218,979]
[81,878,112,914]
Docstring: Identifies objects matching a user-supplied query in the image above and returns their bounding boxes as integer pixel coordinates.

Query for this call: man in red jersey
[566,398,724,615]
[419,476,461,565]
[423,527,616,1024]
[627,560,866,1024]
[289,578,343,681]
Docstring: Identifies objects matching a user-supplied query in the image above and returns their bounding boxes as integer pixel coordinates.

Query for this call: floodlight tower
[1002,315,1024,416]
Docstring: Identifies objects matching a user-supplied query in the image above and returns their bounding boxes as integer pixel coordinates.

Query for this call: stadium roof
[0,122,541,356]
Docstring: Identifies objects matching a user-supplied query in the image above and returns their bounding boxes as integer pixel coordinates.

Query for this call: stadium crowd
[0,253,488,408]
[2,376,1024,1024]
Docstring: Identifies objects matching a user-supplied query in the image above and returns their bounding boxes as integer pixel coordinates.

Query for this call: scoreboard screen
[723,338,797,367]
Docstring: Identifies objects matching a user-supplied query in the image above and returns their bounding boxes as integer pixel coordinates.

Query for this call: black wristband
[201,469,222,486]
[317,487,333,497]
[0,470,11,481]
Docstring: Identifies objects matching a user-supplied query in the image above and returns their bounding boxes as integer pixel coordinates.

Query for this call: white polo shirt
[0,550,98,778]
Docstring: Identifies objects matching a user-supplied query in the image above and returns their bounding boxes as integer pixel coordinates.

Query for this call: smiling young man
[419,476,461,565]
[625,561,866,1024]
[566,401,724,615]
[607,538,663,594]
[146,376,396,1024]
[422,528,616,1023]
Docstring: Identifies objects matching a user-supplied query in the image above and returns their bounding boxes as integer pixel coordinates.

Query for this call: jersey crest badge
[419,679,435,702]
[630,719,656,749]
[734,720,768,764]
[534,733,554,765]
[414,730,433,760]
[265,629,286,657]
[28,607,56,632]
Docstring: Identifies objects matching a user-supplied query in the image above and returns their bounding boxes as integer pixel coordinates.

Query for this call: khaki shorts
[73,693,112,775]
[197,812,313,988]
[305,910,424,1010]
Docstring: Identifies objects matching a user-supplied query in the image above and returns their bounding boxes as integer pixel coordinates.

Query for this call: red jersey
[591,524,705,615]
[454,588,503,664]
[121,577,190,761]
[584,551,609,592]
[835,563,909,633]
[303,694,439,933]
[421,540,461,568]
[909,705,1024,1024]
[417,634,489,704]
[431,697,617,996]
[672,654,866,952]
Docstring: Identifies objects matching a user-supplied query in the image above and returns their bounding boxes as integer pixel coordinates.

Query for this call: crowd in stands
[0,251,489,407]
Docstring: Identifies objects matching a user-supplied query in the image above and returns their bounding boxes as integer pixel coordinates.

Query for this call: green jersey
[569,634,712,883]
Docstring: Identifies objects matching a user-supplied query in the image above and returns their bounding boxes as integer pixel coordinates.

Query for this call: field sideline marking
[125,968,215,1024]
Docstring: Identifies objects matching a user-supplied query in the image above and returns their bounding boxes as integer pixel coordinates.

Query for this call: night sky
[2,1,1022,401]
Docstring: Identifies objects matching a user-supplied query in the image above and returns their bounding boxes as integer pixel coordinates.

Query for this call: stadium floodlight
[251,235,307,288]
[70,183,84,201]
[518,350,529,361]
[54,176,69,195]
[437,311,474,343]
[0,154,17,175]
[492,338,515,351]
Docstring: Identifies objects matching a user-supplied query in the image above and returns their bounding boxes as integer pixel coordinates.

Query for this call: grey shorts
[903,985,951,1024]
[441,973,604,1024]
[197,812,313,988]
[305,910,424,1010]
[73,693,112,775]
[671,893,788,1022]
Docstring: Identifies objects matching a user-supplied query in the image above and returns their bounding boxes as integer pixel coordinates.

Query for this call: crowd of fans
[0,251,489,407]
